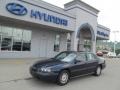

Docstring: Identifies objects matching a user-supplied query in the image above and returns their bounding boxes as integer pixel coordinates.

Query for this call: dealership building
[0,0,110,58]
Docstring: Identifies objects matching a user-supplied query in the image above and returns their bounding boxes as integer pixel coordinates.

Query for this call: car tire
[94,66,102,76]
[57,70,70,86]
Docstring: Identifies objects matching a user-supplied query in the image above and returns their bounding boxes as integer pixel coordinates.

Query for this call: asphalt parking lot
[0,58,120,90]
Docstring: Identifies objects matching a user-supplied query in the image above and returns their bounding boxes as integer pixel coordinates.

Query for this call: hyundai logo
[6,3,27,16]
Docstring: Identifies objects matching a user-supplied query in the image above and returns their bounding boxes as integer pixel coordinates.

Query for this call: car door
[86,53,98,73]
[70,53,88,77]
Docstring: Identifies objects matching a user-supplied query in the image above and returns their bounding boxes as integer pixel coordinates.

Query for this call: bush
[115,49,120,55]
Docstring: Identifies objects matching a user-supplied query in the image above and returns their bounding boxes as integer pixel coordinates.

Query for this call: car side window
[76,53,86,61]
[87,53,97,61]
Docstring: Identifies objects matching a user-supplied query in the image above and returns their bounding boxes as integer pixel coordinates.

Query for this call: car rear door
[86,53,98,73]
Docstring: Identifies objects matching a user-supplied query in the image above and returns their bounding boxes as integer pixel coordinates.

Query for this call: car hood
[33,58,66,68]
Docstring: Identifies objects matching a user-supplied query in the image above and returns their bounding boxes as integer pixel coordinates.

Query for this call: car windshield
[54,52,76,62]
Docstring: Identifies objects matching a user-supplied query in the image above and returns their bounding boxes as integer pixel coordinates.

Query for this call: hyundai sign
[6,3,27,16]
[97,31,109,37]
[30,10,68,26]
[6,3,68,26]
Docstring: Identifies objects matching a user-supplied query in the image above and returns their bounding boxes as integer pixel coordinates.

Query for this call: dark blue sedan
[30,51,106,86]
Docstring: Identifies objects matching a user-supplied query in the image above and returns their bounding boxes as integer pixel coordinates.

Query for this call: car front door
[70,53,88,77]
[86,53,98,73]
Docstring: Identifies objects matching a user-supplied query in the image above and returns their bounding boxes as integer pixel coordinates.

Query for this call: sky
[42,0,120,42]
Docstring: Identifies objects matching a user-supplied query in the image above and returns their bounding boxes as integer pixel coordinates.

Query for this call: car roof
[62,51,94,54]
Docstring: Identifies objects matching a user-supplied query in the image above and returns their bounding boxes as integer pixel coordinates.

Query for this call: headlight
[41,67,51,72]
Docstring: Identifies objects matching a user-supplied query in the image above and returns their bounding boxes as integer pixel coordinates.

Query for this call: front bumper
[30,67,58,82]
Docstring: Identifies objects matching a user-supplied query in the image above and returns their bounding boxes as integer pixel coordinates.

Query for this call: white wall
[65,1,98,52]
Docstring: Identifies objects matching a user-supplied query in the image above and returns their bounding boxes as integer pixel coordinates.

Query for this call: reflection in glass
[54,52,76,62]
[67,33,71,51]
[1,36,12,51]
[12,29,22,51]
[0,27,2,48]
[0,35,1,45]
[84,39,91,52]
[12,38,22,51]
[1,27,13,36]
[0,25,32,51]
[54,34,60,52]
[22,30,31,51]
[1,26,13,51]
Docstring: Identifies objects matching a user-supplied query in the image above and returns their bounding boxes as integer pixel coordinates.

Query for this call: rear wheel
[94,66,102,76]
[57,70,70,86]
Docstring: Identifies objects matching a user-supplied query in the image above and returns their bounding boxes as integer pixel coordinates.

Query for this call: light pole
[113,31,119,54]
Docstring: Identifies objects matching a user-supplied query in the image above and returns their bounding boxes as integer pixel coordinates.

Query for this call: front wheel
[94,66,102,76]
[57,70,70,86]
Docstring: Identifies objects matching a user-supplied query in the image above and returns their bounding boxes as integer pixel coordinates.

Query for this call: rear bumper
[101,63,106,69]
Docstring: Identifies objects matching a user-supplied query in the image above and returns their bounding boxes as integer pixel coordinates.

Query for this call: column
[92,40,96,53]
[70,32,78,51]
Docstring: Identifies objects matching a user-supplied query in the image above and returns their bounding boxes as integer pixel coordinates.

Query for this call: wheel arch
[60,68,71,77]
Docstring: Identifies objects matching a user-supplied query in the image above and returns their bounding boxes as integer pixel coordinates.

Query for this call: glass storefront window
[0,27,2,50]
[1,36,12,51]
[67,33,71,51]
[1,27,13,36]
[0,25,32,51]
[12,29,22,51]
[84,39,91,52]
[22,30,31,51]
[1,27,13,51]
[54,34,60,52]
[0,35,1,46]
[12,39,22,51]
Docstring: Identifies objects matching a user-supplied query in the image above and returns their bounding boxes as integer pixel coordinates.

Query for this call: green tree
[115,49,120,55]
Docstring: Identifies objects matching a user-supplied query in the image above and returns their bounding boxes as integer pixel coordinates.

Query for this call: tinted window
[87,53,97,61]
[76,53,86,61]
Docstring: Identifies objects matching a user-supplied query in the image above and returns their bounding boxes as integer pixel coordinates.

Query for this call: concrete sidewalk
[0,58,46,83]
